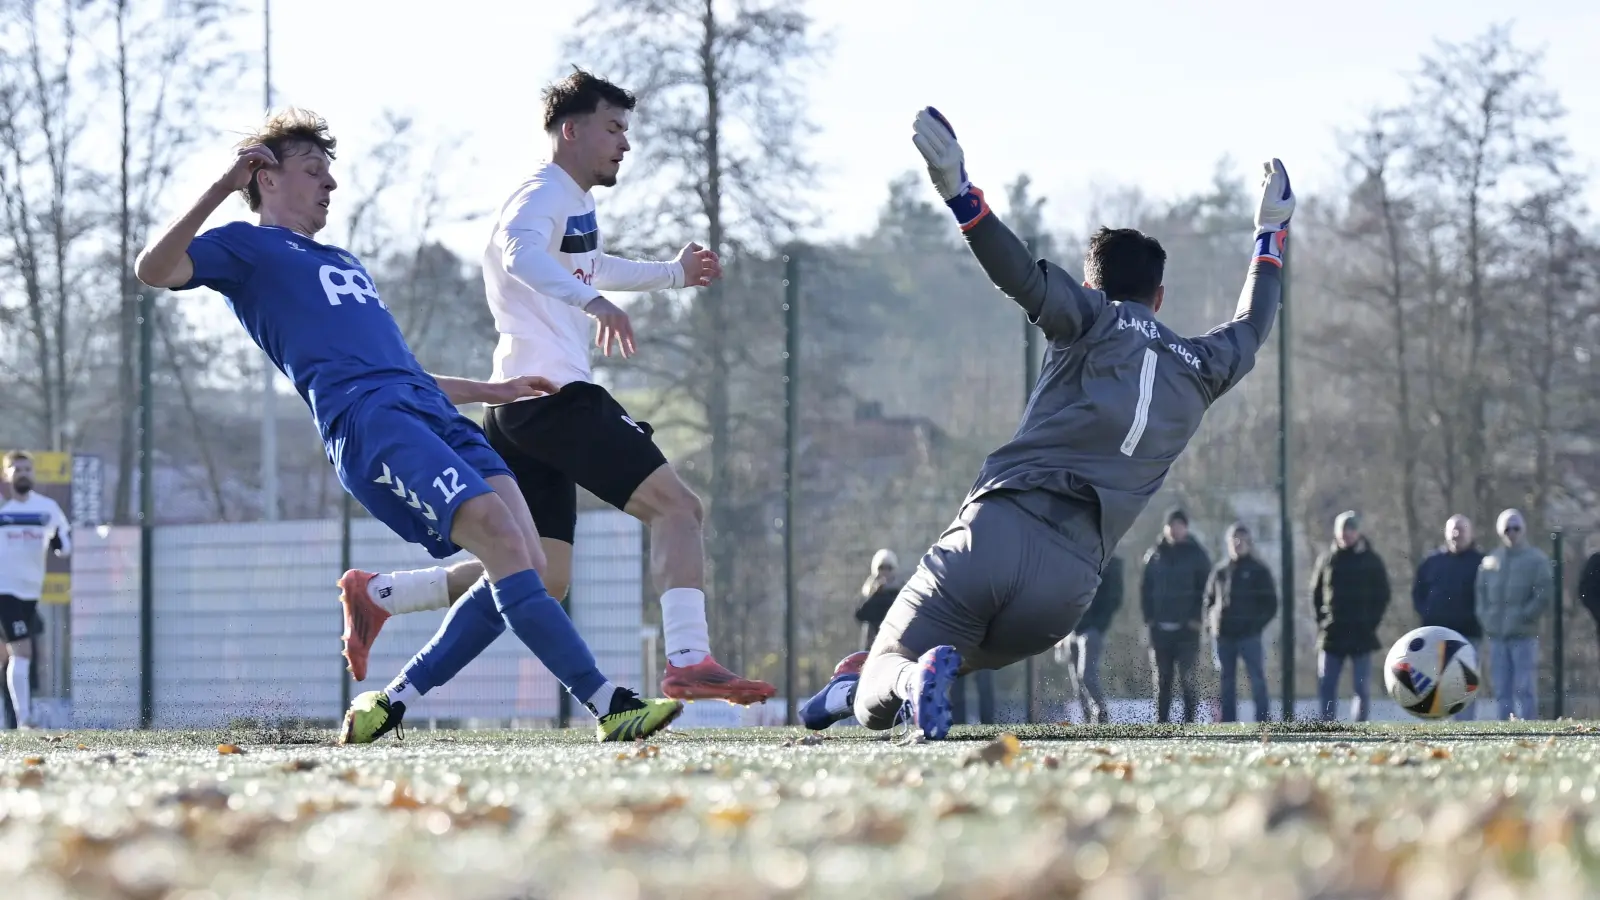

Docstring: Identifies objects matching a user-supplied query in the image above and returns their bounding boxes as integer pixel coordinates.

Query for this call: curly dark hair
[236,107,337,212]
[542,67,636,134]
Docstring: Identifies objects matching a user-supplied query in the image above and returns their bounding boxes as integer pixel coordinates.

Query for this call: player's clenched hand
[217,144,278,193]
[491,375,560,403]
[674,241,721,288]
[584,295,636,358]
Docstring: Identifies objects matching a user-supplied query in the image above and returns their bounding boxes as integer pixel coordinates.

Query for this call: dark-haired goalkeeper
[799,107,1294,739]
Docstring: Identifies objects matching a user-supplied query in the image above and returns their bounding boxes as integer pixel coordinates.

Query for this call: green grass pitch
[5,720,1600,899]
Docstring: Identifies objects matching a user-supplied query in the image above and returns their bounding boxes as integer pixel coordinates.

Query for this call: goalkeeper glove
[1253,158,1294,267]
[912,106,990,231]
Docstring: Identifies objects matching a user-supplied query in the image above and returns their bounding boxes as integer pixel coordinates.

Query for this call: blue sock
[395,576,503,697]
[491,568,608,703]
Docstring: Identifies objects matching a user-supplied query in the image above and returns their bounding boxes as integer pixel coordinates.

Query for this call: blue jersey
[175,221,440,438]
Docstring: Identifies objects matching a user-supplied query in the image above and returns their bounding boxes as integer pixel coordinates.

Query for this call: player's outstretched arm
[594,242,721,292]
[911,107,1104,344]
[1190,159,1295,398]
[135,144,277,288]
[431,374,559,407]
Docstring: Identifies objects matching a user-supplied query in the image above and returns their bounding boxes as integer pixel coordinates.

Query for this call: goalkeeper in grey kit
[798,106,1295,739]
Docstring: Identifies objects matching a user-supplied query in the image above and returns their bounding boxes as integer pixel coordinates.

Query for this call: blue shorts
[331,384,512,559]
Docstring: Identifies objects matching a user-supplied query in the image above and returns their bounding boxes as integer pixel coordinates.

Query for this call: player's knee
[6,640,30,659]
[451,494,536,574]
[628,466,702,526]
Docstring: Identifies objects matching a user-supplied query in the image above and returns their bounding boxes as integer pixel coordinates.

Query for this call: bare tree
[1402,23,1569,524]
[108,0,240,523]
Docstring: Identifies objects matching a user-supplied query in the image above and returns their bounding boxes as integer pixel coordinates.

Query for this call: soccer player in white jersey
[339,69,776,709]
[0,451,71,729]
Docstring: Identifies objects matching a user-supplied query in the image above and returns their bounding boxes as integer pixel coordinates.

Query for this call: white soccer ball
[1383,626,1481,719]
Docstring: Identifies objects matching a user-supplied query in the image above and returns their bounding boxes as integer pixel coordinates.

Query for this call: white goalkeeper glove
[912,106,990,231]
[1253,158,1294,267]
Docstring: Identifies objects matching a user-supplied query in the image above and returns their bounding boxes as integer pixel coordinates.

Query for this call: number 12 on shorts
[1120,348,1157,457]
[434,467,466,503]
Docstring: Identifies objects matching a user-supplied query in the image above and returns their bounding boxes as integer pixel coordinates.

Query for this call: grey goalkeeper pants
[853,490,1104,730]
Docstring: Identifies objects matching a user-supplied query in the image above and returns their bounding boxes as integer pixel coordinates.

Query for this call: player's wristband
[946,184,991,232]
[1253,226,1288,268]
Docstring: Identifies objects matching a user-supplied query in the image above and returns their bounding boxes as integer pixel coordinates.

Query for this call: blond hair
[237,107,337,211]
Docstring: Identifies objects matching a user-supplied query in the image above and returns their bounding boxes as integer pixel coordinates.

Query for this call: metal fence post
[1277,242,1294,722]
[783,247,801,725]
[1021,238,1040,724]
[138,290,155,729]
[1552,528,1565,719]
[340,491,353,713]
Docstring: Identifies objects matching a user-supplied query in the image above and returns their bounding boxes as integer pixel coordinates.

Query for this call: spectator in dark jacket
[1204,523,1277,722]
[1057,554,1123,723]
[1309,511,1391,721]
[1579,537,1600,646]
[1412,514,1484,719]
[855,549,901,650]
[1141,509,1212,723]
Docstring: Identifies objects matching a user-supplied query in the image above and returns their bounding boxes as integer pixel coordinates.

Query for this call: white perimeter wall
[70,511,643,729]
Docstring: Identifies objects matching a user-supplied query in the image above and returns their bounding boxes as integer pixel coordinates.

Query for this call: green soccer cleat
[595,688,684,743]
[339,690,406,745]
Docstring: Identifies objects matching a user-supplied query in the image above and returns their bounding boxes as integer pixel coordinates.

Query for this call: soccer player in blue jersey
[133,108,682,743]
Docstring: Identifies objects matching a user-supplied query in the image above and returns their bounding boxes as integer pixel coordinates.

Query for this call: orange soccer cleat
[660,655,778,706]
[338,569,391,682]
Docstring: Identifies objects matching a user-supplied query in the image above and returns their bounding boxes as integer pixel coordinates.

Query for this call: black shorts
[0,595,38,643]
[483,381,668,545]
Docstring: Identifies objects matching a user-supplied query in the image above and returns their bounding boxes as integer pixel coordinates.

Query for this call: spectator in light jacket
[1204,523,1277,722]
[1309,511,1391,721]
[1475,509,1549,721]
[1412,514,1485,720]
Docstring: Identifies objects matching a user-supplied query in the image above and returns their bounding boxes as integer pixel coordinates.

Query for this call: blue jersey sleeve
[176,223,257,294]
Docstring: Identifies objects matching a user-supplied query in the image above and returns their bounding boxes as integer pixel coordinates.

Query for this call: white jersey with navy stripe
[483,162,684,389]
[0,493,70,601]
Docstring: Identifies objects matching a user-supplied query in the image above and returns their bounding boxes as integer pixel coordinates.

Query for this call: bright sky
[173,0,1600,264]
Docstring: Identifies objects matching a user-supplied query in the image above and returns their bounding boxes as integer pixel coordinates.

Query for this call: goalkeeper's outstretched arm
[961,212,1105,345]
[910,106,1104,344]
[1192,159,1295,397]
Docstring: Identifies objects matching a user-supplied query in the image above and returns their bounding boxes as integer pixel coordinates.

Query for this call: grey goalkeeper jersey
[959,212,1282,568]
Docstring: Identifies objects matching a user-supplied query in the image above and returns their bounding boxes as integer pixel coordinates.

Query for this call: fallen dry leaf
[1094,760,1135,781]
[619,795,687,820]
[279,759,319,772]
[23,756,43,766]
[380,780,423,810]
[16,768,44,787]
[1043,755,1060,769]
[937,798,982,818]
[784,733,828,747]
[706,804,754,829]
[216,744,245,755]
[963,733,1021,767]
[1427,747,1452,760]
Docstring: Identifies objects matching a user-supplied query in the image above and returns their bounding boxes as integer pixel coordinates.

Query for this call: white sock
[383,675,418,708]
[661,588,711,667]
[825,679,857,716]
[7,657,31,726]
[583,682,620,718]
[892,660,918,702]
[371,567,451,614]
